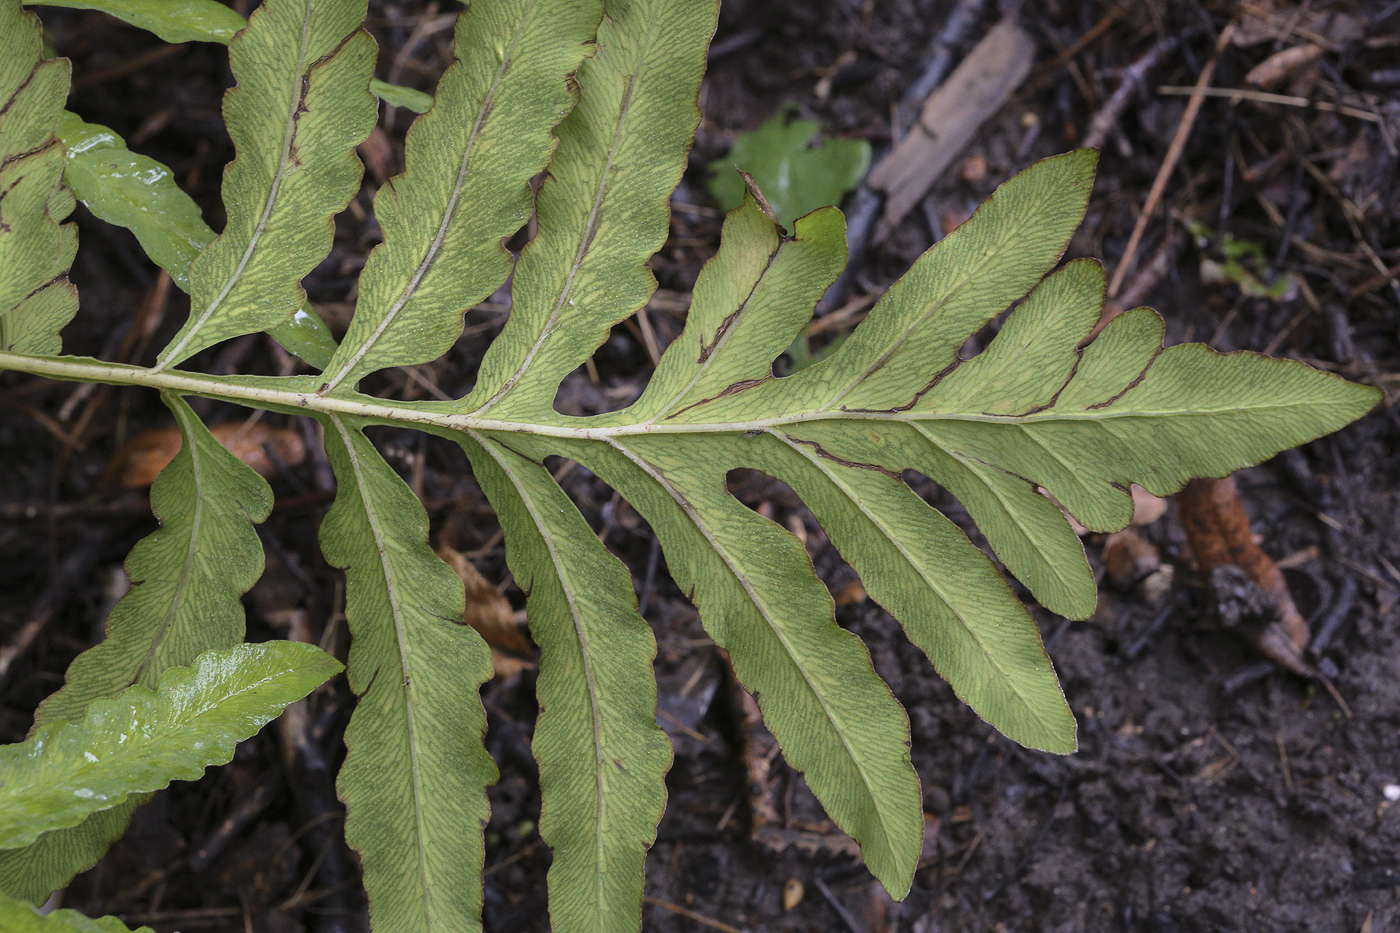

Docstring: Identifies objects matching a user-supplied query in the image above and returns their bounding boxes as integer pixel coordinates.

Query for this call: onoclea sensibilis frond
[0,0,1379,930]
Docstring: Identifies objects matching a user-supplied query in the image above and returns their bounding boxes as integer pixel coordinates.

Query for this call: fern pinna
[0,0,1379,930]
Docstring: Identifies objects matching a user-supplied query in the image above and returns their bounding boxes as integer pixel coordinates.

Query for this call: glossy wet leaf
[56,113,337,367]
[0,642,340,849]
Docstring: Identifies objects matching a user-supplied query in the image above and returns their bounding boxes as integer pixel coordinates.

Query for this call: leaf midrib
[131,397,207,687]
[474,432,610,917]
[0,352,1360,439]
[776,430,1065,742]
[643,236,786,422]
[330,415,437,924]
[926,439,1084,599]
[819,181,1064,411]
[475,12,661,416]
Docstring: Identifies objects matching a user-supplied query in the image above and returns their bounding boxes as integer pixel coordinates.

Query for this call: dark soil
[4,1,1398,931]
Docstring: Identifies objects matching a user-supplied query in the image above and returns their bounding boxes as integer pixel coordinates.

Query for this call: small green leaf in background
[1186,219,1297,300]
[0,642,341,850]
[27,0,244,42]
[0,892,152,933]
[708,105,871,229]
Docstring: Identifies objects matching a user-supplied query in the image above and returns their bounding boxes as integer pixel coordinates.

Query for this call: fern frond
[0,642,340,849]
[0,891,153,933]
[0,0,1382,924]
[0,2,75,354]
[153,0,377,369]
[320,416,497,932]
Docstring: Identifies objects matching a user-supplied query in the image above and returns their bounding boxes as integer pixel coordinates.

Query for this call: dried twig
[643,896,748,933]
[1109,25,1236,299]
[1082,36,1183,150]
[0,531,107,688]
[1178,476,1352,714]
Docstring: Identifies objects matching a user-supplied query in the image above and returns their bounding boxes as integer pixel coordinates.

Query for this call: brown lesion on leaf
[665,376,769,419]
[696,237,785,364]
[0,60,41,121]
[1015,346,1086,417]
[842,356,962,414]
[1087,344,1162,410]
[696,308,740,364]
[1,137,61,174]
[781,433,903,481]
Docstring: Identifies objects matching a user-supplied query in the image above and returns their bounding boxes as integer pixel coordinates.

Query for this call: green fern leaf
[0,642,340,849]
[0,2,75,354]
[320,416,497,932]
[466,0,718,418]
[56,113,338,367]
[153,0,377,368]
[464,432,670,933]
[0,892,153,933]
[318,0,601,393]
[0,394,272,901]
[34,395,273,723]
[526,188,928,892]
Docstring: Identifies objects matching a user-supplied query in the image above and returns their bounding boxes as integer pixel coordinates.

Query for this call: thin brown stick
[1036,6,1122,75]
[643,896,749,933]
[1155,85,1383,123]
[1108,25,1236,298]
[0,533,107,688]
[1082,35,1182,150]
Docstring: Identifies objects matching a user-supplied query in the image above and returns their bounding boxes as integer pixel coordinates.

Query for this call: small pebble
[1383,784,1400,802]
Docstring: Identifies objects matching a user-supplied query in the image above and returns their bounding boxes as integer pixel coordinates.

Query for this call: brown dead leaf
[436,545,536,677]
[1104,528,1161,588]
[1246,43,1325,89]
[113,419,306,487]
